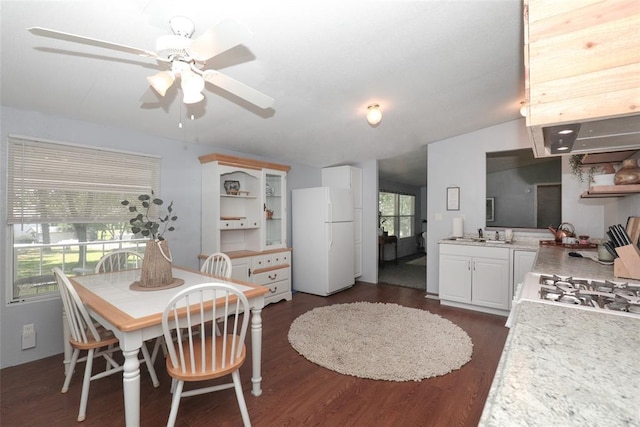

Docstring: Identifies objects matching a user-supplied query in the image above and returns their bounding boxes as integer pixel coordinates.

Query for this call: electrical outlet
[22,324,36,350]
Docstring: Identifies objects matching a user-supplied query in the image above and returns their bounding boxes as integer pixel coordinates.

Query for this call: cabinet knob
[268,274,277,280]
[269,286,277,294]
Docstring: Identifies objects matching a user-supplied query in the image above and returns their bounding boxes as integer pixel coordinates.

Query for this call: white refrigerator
[292,187,355,296]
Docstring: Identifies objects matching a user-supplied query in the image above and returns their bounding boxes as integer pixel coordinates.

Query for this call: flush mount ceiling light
[367,104,382,125]
[519,101,528,117]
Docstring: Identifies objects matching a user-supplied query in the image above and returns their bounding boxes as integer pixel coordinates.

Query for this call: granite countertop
[532,244,627,283]
[479,301,640,426]
[438,238,540,251]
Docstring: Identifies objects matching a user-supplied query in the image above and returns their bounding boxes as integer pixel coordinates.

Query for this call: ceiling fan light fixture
[183,91,204,104]
[367,104,382,125]
[146,71,175,97]
[181,70,205,104]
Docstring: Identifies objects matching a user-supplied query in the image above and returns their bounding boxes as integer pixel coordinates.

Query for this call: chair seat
[166,334,245,382]
[68,325,119,350]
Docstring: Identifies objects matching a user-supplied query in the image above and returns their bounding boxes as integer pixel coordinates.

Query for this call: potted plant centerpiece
[122,192,182,290]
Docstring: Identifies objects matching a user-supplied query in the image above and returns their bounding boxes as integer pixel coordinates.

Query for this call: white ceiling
[1,0,525,187]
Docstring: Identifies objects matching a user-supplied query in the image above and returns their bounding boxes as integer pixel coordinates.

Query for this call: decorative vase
[139,239,174,288]
[224,180,240,194]
[614,159,640,185]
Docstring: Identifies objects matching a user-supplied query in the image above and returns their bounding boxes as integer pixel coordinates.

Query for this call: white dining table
[70,266,268,427]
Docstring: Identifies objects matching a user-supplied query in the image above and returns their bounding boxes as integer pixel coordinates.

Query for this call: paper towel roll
[452,217,464,237]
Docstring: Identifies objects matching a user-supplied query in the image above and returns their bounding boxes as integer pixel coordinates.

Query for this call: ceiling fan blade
[28,27,158,59]
[187,19,253,62]
[202,69,274,109]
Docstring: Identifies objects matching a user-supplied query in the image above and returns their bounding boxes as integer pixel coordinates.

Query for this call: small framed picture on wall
[446,186,460,211]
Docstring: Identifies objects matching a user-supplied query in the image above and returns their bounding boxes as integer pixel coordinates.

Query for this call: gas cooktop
[518,272,640,318]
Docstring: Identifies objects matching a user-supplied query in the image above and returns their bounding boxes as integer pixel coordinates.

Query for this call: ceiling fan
[27,16,274,109]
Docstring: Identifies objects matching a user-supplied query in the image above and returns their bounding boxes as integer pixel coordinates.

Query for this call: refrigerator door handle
[328,223,333,248]
[327,195,333,223]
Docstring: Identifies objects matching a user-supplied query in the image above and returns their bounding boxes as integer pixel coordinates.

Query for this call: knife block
[614,244,640,280]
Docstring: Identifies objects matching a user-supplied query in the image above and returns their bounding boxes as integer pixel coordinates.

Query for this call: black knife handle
[619,224,633,246]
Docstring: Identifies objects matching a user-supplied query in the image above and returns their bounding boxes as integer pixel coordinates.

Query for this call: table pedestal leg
[250,307,263,397]
[122,349,141,427]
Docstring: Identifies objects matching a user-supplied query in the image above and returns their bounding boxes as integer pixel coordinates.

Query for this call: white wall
[0,106,317,368]
[426,118,614,295]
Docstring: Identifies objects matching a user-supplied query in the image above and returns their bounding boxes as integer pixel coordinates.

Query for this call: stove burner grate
[537,275,640,312]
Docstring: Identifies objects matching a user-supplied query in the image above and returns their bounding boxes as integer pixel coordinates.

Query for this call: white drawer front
[252,267,290,286]
[263,279,289,299]
[218,218,260,229]
[266,252,288,266]
[252,255,267,269]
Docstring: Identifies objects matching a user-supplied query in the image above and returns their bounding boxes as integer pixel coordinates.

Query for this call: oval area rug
[288,302,473,381]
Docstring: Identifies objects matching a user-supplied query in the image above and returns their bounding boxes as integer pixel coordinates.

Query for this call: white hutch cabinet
[199,153,292,305]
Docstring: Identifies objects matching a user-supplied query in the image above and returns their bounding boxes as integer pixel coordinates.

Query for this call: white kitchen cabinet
[439,243,510,315]
[513,249,536,295]
[322,165,362,208]
[322,165,363,277]
[230,256,251,283]
[439,254,472,302]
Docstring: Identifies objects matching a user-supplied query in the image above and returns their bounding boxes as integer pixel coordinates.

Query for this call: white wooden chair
[200,252,233,338]
[95,249,143,273]
[200,252,232,278]
[53,267,159,422]
[162,283,251,427]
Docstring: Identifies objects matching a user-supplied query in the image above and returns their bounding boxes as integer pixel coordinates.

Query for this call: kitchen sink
[445,237,510,244]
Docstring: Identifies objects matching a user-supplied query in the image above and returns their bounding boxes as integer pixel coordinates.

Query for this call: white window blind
[7,136,161,224]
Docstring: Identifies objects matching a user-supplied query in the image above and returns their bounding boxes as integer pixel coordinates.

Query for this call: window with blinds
[7,136,161,224]
[7,135,161,302]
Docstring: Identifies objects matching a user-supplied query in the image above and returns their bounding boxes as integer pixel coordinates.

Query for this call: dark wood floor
[1,282,509,427]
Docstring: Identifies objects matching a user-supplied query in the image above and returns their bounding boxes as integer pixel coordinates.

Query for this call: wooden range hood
[523,0,640,157]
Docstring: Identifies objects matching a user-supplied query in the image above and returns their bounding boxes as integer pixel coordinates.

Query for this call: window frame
[378,190,416,239]
[6,135,161,303]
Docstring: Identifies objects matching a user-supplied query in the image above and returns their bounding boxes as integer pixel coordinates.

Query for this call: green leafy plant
[121,192,177,240]
[569,154,597,183]
[569,155,616,184]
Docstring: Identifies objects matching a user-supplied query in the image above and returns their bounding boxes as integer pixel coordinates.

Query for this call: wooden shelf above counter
[581,184,640,198]
[579,150,639,165]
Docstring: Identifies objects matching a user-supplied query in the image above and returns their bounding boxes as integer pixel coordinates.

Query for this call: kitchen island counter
[531,244,621,282]
[479,300,640,426]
